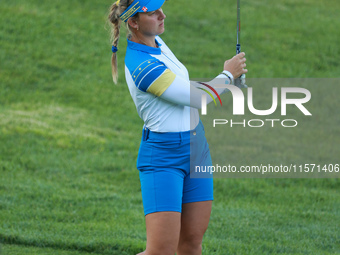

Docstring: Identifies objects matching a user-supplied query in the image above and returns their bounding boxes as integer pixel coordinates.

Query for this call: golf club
[236,0,241,55]
[234,0,247,88]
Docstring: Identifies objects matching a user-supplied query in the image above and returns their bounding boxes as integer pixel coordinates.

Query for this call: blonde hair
[108,0,138,84]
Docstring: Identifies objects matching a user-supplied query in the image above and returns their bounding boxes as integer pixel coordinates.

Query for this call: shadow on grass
[0,233,143,255]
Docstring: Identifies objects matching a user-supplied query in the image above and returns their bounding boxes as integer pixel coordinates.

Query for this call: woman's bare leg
[177,201,212,255]
[141,211,181,255]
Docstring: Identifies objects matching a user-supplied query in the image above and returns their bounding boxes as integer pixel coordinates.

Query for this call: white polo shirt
[124,36,231,132]
[124,36,199,132]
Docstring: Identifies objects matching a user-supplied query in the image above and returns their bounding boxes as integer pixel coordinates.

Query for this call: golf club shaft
[236,0,241,54]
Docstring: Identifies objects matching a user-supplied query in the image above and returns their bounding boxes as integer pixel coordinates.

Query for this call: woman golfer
[108,0,247,254]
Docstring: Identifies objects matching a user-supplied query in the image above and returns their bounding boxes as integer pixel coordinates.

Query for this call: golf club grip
[236,43,241,78]
[236,43,241,55]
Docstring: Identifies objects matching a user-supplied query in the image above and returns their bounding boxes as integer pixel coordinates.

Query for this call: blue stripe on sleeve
[132,60,167,92]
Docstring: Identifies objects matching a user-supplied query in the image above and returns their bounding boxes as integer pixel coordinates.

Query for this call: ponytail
[108,0,137,84]
[108,2,121,84]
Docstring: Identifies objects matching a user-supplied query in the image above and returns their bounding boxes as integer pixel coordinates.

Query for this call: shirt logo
[142,6,148,12]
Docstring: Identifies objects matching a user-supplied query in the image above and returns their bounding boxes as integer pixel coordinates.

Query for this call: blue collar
[127,37,162,55]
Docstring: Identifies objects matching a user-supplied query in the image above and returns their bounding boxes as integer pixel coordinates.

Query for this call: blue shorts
[137,121,213,215]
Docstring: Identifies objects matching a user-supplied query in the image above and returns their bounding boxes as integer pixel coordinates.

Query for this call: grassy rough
[0,0,339,254]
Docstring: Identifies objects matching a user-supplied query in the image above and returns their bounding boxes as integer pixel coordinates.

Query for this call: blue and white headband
[119,0,165,22]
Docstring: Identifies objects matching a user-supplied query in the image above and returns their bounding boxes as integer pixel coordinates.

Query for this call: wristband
[221,70,234,84]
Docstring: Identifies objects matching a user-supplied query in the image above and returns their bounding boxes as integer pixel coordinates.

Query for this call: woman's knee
[146,246,178,255]
[177,233,203,254]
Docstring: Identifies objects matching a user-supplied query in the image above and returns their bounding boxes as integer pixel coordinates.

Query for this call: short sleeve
[131,59,176,96]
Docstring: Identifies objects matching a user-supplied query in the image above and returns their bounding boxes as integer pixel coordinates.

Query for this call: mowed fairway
[0,0,339,254]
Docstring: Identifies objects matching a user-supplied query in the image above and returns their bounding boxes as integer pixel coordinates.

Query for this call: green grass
[2,244,96,255]
[1,0,339,254]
